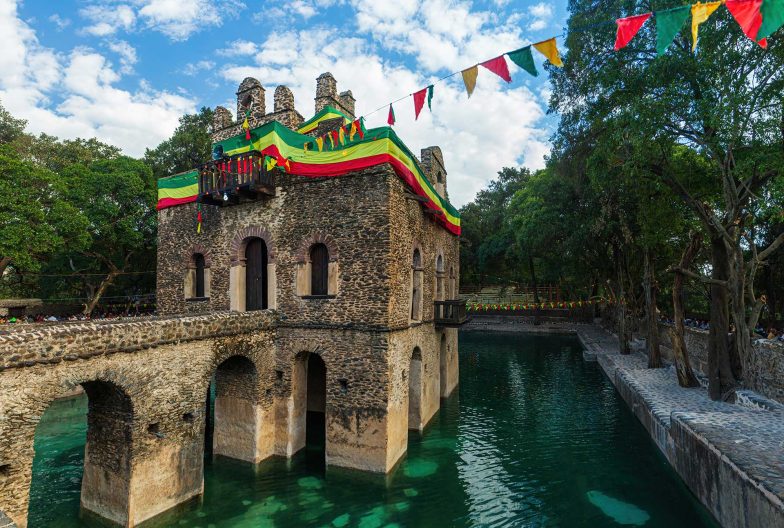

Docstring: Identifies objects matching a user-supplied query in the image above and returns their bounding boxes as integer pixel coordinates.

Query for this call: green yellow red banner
[157,118,461,235]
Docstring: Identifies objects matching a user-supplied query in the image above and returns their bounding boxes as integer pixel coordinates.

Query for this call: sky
[1,0,569,207]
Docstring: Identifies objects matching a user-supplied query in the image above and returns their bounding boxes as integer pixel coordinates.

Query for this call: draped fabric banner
[461,65,479,97]
[533,38,564,67]
[507,46,538,77]
[758,0,784,38]
[655,5,691,55]
[691,1,723,51]
[614,13,652,50]
[480,55,513,82]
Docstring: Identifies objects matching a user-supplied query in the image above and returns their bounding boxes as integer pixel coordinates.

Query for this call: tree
[549,0,784,399]
[144,107,214,179]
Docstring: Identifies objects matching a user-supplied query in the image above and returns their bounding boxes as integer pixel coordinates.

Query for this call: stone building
[157,72,464,476]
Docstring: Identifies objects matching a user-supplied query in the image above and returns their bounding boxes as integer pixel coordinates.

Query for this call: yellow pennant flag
[461,65,478,97]
[315,137,324,152]
[349,121,357,141]
[533,38,563,67]
[338,126,345,145]
[303,142,310,155]
[691,1,722,51]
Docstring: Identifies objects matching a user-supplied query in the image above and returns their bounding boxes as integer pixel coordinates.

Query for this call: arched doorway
[439,334,448,398]
[291,352,327,467]
[245,238,268,310]
[28,381,134,526]
[208,356,261,462]
[408,347,423,432]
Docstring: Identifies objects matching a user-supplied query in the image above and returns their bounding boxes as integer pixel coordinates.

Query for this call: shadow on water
[29,332,718,527]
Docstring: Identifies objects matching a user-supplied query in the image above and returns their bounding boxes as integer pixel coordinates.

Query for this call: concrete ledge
[581,329,784,528]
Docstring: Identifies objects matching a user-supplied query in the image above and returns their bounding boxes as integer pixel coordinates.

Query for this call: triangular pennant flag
[315,137,324,152]
[241,110,251,140]
[461,65,478,97]
[330,130,339,148]
[303,142,310,154]
[349,121,357,141]
[355,118,365,139]
[759,0,784,39]
[413,87,428,119]
[387,104,396,125]
[533,38,564,67]
[507,46,538,77]
[614,13,652,50]
[691,1,722,51]
[726,0,767,46]
[480,55,512,82]
[338,126,345,145]
[426,85,434,111]
[655,5,691,56]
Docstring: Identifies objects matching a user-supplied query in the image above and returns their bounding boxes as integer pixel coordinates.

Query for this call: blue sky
[2,0,569,206]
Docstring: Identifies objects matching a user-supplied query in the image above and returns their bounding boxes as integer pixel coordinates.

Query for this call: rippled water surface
[29,332,717,527]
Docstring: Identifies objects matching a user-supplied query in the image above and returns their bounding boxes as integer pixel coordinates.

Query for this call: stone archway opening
[291,352,327,468]
[408,347,423,433]
[27,380,134,527]
[207,355,261,462]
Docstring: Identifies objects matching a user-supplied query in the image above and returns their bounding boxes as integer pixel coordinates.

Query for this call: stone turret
[314,72,355,120]
[213,106,233,132]
[420,146,447,198]
[236,77,265,122]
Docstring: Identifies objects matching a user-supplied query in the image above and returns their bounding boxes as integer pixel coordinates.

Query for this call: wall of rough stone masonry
[0,321,276,528]
[0,311,274,371]
[157,168,394,329]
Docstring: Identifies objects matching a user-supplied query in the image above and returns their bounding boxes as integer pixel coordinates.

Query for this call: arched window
[194,253,206,298]
[411,249,423,321]
[435,255,445,301]
[436,171,443,183]
[310,243,329,296]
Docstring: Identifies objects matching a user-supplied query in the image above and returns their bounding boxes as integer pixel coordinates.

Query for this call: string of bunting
[298,117,367,156]
[466,297,624,312]
[365,0,783,125]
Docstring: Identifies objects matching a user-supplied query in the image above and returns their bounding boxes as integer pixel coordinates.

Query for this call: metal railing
[198,150,274,203]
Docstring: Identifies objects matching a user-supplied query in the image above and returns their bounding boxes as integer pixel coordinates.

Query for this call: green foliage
[144,107,214,179]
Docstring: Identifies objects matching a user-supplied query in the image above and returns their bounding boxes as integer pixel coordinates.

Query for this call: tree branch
[666,266,728,286]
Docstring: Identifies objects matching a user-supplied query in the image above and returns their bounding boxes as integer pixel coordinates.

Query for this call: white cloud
[107,40,137,74]
[48,13,71,30]
[79,4,136,36]
[527,2,553,32]
[217,39,259,57]
[182,59,216,76]
[216,27,549,206]
[78,0,247,41]
[1,1,194,157]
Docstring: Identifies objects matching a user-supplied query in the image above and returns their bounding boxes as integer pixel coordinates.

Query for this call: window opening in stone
[194,253,206,298]
[310,243,329,296]
[245,238,268,310]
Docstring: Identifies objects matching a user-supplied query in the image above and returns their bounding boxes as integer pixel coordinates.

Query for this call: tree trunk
[529,255,541,326]
[644,250,662,367]
[708,236,735,400]
[0,256,10,277]
[671,234,701,388]
[616,246,631,355]
[83,270,119,315]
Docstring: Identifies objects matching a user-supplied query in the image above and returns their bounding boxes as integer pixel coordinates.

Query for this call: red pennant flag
[725,0,767,48]
[387,104,396,126]
[413,87,428,120]
[354,119,364,139]
[480,55,512,82]
[331,130,339,146]
[614,13,652,50]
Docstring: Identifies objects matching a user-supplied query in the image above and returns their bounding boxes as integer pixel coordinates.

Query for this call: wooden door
[245,239,267,310]
[310,244,329,296]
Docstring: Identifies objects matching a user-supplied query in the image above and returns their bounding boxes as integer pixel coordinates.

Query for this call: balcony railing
[197,150,275,206]
[434,300,468,327]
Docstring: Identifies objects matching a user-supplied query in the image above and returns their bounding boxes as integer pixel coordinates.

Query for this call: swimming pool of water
[28,332,717,527]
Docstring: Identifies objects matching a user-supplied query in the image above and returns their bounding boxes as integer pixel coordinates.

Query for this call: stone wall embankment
[0,311,275,372]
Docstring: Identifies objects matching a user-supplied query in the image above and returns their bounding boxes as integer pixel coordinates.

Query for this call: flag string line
[355,0,771,122]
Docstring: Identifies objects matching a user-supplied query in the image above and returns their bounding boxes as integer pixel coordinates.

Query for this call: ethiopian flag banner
[157,119,461,235]
[296,106,352,134]
[157,170,199,209]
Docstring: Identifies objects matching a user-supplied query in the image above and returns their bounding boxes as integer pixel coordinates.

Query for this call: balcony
[434,300,468,327]
[197,150,275,206]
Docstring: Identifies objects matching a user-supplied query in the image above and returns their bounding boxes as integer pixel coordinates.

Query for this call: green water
[29,332,717,527]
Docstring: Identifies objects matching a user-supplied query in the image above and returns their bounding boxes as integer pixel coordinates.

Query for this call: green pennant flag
[426,85,434,111]
[655,5,691,56]
[759,0,784,39]
[507,46,538,77]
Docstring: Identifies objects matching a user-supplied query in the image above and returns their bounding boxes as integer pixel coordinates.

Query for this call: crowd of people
[659,316,784,343]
